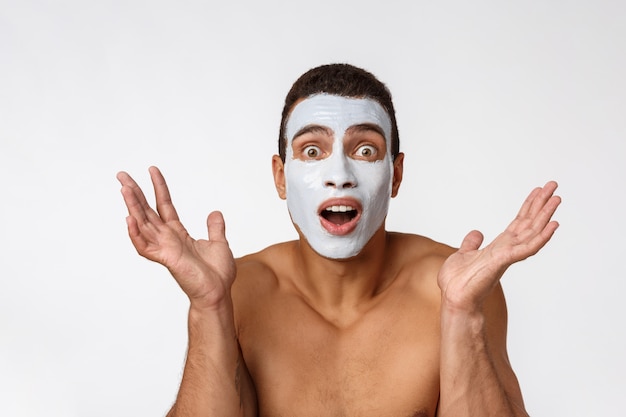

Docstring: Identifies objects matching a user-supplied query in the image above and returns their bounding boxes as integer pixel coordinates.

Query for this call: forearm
[438,304,528,417]
[167,299,246,417]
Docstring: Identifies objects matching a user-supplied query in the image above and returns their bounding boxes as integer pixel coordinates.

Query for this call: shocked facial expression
[283,94,395,259]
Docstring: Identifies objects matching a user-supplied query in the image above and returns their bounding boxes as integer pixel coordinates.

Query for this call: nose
[323,154,357,189]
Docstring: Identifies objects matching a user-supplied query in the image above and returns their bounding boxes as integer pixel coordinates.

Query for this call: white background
[1,1,624,416]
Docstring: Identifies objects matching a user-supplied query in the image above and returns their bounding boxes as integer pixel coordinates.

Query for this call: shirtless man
[117,64,561,417]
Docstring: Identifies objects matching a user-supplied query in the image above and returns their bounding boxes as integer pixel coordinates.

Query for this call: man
[117,64,561,416]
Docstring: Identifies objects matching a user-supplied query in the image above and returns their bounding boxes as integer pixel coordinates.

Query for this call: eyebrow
[292,124,334,141]
[345,123,386,139]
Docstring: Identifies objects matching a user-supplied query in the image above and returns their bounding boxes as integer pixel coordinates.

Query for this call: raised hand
[438,181,561,312]
[117,167,236,310]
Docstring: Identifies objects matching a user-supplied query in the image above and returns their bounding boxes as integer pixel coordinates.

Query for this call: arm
[167,299,256,417]
[117,167,257,417]
[437,181,561,417]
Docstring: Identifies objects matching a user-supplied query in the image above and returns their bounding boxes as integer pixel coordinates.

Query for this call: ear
[272,155,287,200]
[391,152,404,198]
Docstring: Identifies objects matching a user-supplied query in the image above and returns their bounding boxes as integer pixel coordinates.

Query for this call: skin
[283,95,396,259]
[117,105,560,416]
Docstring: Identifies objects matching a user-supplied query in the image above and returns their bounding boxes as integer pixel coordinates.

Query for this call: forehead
[285,94,392,142]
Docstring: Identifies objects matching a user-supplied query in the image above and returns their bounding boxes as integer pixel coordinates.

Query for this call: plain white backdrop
[1,0,624,416]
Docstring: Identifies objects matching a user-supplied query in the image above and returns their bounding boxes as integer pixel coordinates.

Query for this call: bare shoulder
[395,231,509,331]
[233,241,292,286]
[387,231,456,276]
[373,232,457,310]
[230,241,297,319]
[388,231,455,255]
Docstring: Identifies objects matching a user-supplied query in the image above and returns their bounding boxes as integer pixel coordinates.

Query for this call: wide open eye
[354,145,377,159]
[303,145,322,159]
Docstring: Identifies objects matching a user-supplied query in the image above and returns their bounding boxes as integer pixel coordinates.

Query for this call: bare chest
[238,294,441,417]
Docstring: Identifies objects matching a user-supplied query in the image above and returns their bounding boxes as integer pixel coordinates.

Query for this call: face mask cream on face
[284,94,394,259]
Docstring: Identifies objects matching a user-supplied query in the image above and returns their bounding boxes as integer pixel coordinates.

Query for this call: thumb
[459,230,484,253]
[207,211,228,243]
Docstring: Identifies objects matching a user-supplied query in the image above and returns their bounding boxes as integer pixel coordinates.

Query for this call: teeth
[325,205,355,212]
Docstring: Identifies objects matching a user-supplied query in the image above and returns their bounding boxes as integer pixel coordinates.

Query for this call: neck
[291,227,395,325]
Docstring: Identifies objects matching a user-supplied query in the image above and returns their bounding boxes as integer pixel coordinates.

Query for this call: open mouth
[321,205,358,225]
[318,200,362,235]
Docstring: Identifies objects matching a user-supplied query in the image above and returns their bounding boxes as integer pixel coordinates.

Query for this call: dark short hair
[278,63,400,162]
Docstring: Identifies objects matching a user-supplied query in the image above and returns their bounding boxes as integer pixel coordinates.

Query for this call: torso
[232,232,452,417]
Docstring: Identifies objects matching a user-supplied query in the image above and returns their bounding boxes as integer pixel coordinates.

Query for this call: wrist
[187,296,238,350]
[189,293,233,315]
[440,289,484,314]
[440,299,486,336]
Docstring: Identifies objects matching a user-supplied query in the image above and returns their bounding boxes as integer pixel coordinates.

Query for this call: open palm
[117,167,235,309]
[438,182,561,312]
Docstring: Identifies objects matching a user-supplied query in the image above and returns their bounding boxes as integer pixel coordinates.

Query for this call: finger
[117,171,147,201]
[125,215,149,251]
[515,186,542,220]
[149,166,180,222]
[117,170,161,225]
[458,230,484,253]
[119,179,149,223]
[527,181,559,218]
[530,194,561,233]
[518,219,560,258]
[207,211,228,243]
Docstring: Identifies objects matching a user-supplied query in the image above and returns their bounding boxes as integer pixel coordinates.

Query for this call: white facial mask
[284,94,394,259]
